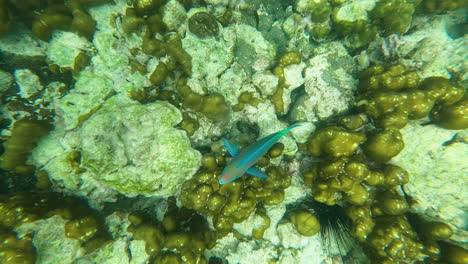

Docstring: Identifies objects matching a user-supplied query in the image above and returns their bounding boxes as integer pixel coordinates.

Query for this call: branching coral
[180,148,291,233]
[0,192,108,263]
[128,198,215,264]
[358,64,466,130]
[303,61,463,262]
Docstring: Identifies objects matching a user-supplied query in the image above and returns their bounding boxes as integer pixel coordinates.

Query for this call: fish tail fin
[280,123,303,136]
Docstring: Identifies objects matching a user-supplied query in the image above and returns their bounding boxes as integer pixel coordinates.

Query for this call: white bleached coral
[289,41,357,123]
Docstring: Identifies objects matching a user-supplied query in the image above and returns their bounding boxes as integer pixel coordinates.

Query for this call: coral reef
[0,192,107,263]
[128,206,215,264]
[0,0,466,263]
[303,60,465,262]
[180,149,292,233]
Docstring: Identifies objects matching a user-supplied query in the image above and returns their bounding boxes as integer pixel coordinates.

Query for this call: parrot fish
[219,124,302,184]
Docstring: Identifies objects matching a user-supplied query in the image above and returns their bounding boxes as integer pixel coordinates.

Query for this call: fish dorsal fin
[246,166,269,179]
[222,138,241,157]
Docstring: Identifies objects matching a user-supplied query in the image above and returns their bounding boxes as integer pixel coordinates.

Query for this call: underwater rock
[390,11,468,80]
[16,216,83,264]
[188,11,220,38]
[162,0,187,32]
[54,70,113,130]
[14,69,43,98]
[32,96,201,207]
[0,24,47,57]
[391,121,467,244]
[183,22,234,86]
[252,71,279,97]
[0,69,13,95]
[46,31,92,72]
[289,41,357,123]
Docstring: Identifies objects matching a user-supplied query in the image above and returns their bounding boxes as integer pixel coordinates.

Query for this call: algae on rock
[32,96,201,206]
[288,41,357,123]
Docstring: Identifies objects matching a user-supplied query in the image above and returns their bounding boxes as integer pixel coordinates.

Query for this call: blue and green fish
[219,124,302,184]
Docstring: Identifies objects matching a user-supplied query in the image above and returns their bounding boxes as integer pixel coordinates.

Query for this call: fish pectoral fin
[246,166,269,179]
[222,138,241,157]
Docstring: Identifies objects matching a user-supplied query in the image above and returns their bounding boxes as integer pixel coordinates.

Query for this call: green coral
[374,191,410,215]
[289,210,321,236]
[267,143,284,159]
[306,156,371,206]
[180,150,291,233]
[0,119,53,173]
[176,80,230,122]
[132,0,167,16]
[367,216,424,262]
[339,115,364,130]
[431,97,468,130]
[359,64,466,130]
[333,18,378,49]
[0,0,12,37]
[165,35,192,76]
[0,229,35,264]
[420,0,468,13]
[232,92,261,112]
[149,62,169,85]
[307,126,366,158]
[295,0,332,23]
[370,0,416,35]
[363,128,405,162]
[128,198,214,264]
[65,216,99,243]
[142,38,167,57]
[272,51,302,113]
